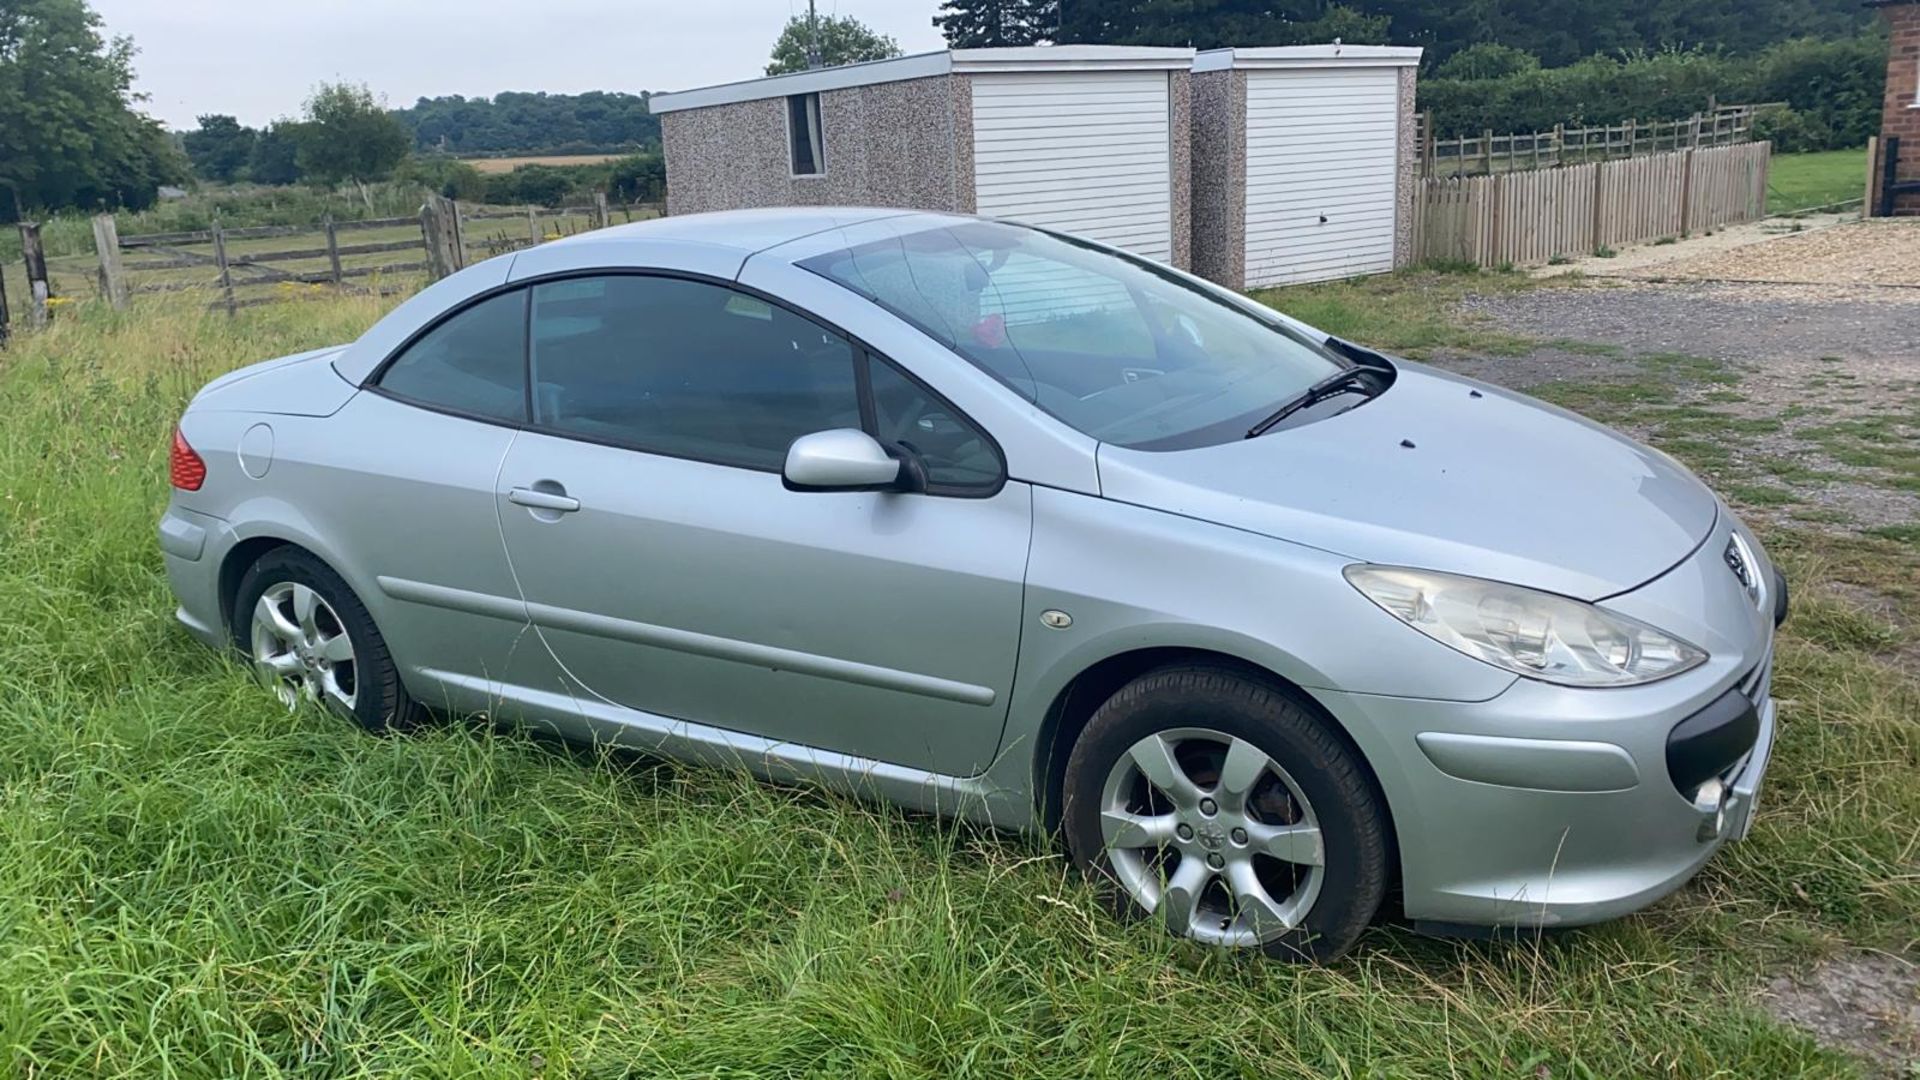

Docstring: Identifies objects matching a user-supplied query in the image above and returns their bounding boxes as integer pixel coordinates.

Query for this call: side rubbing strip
[376,576,996,707]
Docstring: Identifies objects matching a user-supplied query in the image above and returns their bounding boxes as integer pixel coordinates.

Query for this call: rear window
[376,290,528,422]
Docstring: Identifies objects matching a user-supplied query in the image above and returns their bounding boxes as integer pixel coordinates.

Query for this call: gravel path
[1618,219,1920,288]
[1531,218,1920,289]
[1443,280,1920,536]
[1459,280,1920,365]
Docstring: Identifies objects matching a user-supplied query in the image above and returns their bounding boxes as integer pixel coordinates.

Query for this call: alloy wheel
[249,581,358,715]
[1099,726,1324,947]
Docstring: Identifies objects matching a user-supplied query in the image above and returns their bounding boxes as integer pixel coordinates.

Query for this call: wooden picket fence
[1413,142,1771,268]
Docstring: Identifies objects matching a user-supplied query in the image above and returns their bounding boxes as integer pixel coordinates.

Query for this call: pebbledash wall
[1869,0,1920,215]
[653,48,1196,269]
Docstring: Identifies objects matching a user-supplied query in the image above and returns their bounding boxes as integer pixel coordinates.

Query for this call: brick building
[1870,0,1920,215]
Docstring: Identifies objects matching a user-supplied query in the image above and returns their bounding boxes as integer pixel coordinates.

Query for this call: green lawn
[1767,148,1869,215]
[0,279,1913,1077]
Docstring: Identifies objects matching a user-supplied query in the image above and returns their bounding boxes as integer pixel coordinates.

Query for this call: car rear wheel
[232,548,427,735]
[1061,665,1389,962]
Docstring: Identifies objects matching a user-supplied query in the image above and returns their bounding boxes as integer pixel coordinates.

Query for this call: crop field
[462,155,627,174]
[0,274,1914,1077]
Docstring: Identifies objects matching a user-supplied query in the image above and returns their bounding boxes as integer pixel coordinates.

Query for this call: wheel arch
[218,536,300,637]
[1030,646,1400,885]
[214,519,368,644]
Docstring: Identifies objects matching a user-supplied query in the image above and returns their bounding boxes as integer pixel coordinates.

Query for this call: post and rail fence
[1417,104,1777,179]
[1413,141,1771,268]
[0,198,663,328]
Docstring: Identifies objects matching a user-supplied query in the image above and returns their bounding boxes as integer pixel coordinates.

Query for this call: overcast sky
[90,0,949,129]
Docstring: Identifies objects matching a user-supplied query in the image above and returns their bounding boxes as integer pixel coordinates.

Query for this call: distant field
[463,154,624,174]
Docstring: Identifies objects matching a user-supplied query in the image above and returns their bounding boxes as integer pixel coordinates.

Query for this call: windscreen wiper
[1245,367,1381,438]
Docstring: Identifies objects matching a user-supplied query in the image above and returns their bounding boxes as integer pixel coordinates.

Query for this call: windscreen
[799,220,1348,450]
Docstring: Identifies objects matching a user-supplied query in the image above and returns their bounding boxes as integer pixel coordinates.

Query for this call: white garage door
[1244,67,1400,287]
[971,71,1173,263]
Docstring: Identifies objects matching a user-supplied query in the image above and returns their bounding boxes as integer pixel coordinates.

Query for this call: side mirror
[783,429,908,492]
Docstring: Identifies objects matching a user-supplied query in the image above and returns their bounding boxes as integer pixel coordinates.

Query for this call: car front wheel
[1061,665,1390,962]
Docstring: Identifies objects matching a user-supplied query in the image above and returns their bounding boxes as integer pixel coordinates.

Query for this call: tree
[766,14,901,75]
[393,91,661,156]
[1431,43,1540,81]
[293,82,410,185]
[0,0,184,220]
[247,121,305,185]
[182,114,256,182]
[1047,0,1871,66]
[1057,0,1388,50]
[934,0,1057,47]
[606,151,666,204]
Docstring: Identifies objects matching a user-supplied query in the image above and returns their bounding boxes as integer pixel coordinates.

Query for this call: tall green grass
[0,293,1912,1077]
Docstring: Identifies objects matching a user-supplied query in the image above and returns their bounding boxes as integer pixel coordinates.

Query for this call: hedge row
[1418,34,1888,152]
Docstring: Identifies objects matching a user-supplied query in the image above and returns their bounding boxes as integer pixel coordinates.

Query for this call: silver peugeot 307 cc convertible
[161,209,1786,961]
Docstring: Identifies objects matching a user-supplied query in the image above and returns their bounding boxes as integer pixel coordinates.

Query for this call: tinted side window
[376,289,528,422]
[868,359,1002,491]
[529,276,862,471]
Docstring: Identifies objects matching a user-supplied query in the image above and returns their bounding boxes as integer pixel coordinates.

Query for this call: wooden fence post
[1421,110,1435,177]
[20,222,51,328]
[1482,129,1495,174]
[1590,165,1606,252]
[593,191,610,230]
[1679,148,1696,235]
[0,261,9,347]
[1757,142,1772,220]
[421,195,464,280]
[324,217,344,286]
[1865,136,1880,213]
[211,220,237,317]
[91,214,129,309]
[526,204,541,247]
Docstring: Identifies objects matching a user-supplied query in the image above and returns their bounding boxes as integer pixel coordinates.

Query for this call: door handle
[509,486,581,513]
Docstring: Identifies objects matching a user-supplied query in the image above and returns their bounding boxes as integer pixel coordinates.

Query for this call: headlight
[1344,565,1707,687]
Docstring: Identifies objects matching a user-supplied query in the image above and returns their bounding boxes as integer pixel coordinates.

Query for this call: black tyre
[1061,664,1390,962]
[231,547,428,735]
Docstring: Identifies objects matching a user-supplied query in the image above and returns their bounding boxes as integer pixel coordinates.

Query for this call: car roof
[547,207,965,260]
[331,207,978,385]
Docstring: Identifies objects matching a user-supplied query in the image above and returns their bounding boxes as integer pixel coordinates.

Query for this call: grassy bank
[0,282,1912,1077]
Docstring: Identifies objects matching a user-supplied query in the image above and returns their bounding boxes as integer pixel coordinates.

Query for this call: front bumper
[1322,676,1775,929]
[1319,516,1783,930]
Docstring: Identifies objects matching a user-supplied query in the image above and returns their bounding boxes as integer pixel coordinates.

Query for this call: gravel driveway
[1622,218,1920,288]
[1459,280,1920,365]
[1433,278,1920,538]
[1536,218,1920,289]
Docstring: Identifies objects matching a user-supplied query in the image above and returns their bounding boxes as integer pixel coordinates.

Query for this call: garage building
[1190,45,1423,288]
[650,46,1196,268]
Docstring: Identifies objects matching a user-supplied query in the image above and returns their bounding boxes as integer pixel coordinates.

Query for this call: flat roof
[1193,44,1423,72]
[650,46,1198,114]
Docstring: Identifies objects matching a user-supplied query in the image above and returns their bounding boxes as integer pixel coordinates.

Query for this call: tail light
[170,428,206,491]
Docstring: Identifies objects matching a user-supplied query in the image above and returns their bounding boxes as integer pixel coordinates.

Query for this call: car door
[326,287,547,712]
[493,272,1032,777]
